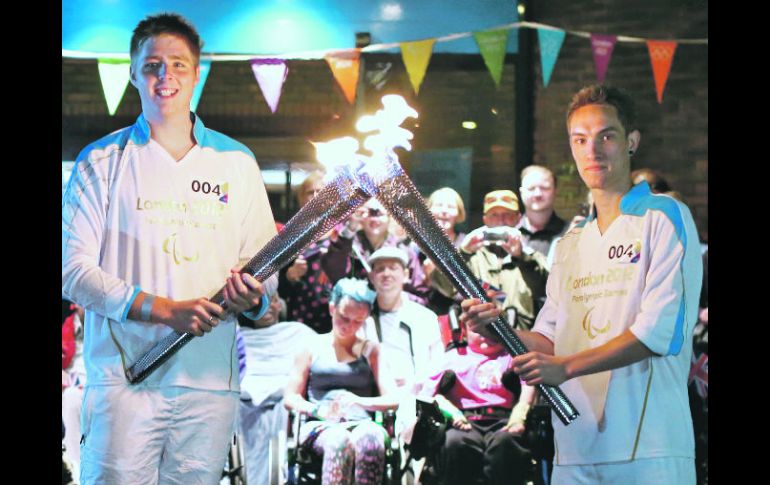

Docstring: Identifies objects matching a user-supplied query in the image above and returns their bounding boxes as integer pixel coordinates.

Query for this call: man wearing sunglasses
[432,189,549,332]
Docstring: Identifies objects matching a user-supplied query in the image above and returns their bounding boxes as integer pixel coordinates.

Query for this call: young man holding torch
[62,13,277,484]
[460,85,702,485]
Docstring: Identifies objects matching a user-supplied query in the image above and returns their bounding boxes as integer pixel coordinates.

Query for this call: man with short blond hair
[518,165,567,262]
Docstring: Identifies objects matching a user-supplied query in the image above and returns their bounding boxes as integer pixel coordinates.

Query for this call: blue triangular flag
[537,28,566,87]
[190,60,212,112]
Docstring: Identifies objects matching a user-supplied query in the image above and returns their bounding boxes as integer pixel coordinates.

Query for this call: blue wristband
[241,293,271,321]
[140,294,155,322]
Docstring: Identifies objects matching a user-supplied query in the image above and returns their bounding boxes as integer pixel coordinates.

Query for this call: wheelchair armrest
[382,409,397,439]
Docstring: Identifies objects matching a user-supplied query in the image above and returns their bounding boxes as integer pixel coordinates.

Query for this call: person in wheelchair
[419,323,536,485]
[236,293,317,485]
[284,278,400,485]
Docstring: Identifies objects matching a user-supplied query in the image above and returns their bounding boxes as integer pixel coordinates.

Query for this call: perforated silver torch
[354,96,579,425]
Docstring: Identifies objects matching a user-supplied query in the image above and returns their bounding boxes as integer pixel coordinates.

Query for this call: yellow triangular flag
[97,59,131,116]
[400,39,436,95]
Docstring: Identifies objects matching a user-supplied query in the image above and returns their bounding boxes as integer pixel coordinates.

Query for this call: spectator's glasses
[366,208,385,217]
[484,194,517,205]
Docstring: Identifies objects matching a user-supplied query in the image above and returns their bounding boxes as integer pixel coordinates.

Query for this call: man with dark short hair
[461,85,702,485]
[62,13,278,484]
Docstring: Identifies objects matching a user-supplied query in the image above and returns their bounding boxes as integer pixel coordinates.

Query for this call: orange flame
[312,95,418,173]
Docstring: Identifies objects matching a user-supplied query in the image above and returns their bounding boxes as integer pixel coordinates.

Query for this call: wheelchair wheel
[222,433,247,485]
[268,432,286,485]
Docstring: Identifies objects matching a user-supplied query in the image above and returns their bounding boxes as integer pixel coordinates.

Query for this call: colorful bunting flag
[689,352,708,398]
[365,61,393,91]
[473,29,509,87]
[537,28,566,87]
[190,60,211,112]
[325,50,361,105]
[400,39,436,95]
[590,34,618,84]
[250,58,289,113]
[97,59,131,116]
[646,40,678,104]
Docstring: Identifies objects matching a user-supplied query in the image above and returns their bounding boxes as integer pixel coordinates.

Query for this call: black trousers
[437,417,531,485]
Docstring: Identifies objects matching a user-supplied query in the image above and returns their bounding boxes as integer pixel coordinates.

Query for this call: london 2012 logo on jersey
[191,179,229,204]
[606,239,642,264]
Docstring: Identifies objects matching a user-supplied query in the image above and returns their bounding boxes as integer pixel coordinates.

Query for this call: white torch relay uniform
[532,182,702,485]
[62,113,277,484]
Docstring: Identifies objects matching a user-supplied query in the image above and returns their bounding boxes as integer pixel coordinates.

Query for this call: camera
[483,226,513,243]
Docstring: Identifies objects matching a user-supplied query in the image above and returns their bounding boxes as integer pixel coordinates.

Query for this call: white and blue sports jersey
[533,181,703,465]
[62,113,277,391]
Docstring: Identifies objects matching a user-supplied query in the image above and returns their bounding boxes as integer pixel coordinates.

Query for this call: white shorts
[552,456,695,485]
[80,384,239,485]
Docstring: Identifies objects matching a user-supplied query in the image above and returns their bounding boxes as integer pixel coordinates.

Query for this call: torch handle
[487,314,579,426]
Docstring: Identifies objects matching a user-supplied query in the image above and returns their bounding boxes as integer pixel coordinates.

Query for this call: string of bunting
[62,20,708,115]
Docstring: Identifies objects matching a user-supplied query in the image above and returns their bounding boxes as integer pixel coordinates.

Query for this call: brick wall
[527,0,708,240]
[62,1,707,237]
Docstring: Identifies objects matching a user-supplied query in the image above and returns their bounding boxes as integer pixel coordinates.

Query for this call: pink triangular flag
[250,58,289,113]
[590,34,617,84]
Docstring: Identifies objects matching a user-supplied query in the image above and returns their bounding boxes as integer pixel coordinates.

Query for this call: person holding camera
[431,190,549,331]
[321,198,428,304]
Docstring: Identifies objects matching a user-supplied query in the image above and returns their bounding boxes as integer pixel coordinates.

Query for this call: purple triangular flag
[250,58,289,113]
[590,34,617,84]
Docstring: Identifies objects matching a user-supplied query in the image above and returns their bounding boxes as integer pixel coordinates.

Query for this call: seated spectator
[62,303,86,481]
[284,278,400,485]
[278,170,335,333]
[360,247,444,434]
[420,187,468,314]
[322,198,428,304]
[236,294,317,485]
[420,324,535,485]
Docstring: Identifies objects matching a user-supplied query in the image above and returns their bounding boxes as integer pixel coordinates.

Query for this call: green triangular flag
[97,59,131,116]
[473,29,509,87]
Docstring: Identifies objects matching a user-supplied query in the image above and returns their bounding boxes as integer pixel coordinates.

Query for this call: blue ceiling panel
[62,0,520,55]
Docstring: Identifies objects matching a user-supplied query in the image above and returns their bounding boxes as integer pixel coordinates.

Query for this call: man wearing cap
[361,247,443,394]
[358,246,443,445]
[517,165,568,263]
[431,189,549,331]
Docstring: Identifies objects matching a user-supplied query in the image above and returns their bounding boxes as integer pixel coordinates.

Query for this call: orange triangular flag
[400,39,436,95]
[325,50,361,105]
[646,40,677,104]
